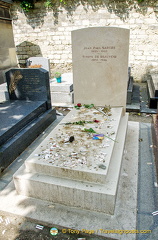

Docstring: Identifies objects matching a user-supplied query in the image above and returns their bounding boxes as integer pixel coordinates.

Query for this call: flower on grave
[54,72,61,78]
[83,128,96,133]
[94,119,100,123]
[74,103,82,109]
[84,104,94,109]
[77,103,82,107]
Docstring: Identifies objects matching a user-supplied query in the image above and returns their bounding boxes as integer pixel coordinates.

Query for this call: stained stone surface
[24,106,123,184]
[72,27,130,108]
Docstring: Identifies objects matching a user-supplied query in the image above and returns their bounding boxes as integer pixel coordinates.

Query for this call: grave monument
[26,57,50,75]
[50,73,74,106]
[72,27,129,107]
[147,71,158,109]
[26,57,74,106]
[0,68,56,171]
[127,67,134,104]
[6,68,51,109]
[13,27,129,215]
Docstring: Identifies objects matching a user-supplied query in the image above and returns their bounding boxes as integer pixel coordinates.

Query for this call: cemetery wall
[11,1,158,81]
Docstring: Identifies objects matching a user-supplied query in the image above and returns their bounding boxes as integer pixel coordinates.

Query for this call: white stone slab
[51,91,74,104]
[0,82,9,102]
[50,73,73,93]
[0,82,7,91]
[0,91,9,102]
[72,27,130,108]
[13,111,128,214]
[22,107,123,184]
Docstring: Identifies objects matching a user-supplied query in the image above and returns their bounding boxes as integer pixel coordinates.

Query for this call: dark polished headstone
[147,73,158,109]
[152,114,158,182]
[5,68,51,109]
[0,68,56,172]
[127,77,133,105]
[150,74,158,97]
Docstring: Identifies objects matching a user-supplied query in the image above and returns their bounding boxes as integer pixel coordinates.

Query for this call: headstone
[151,74,158,97]
[13,27,130,216]
[127,67,134,105]
[1,68,56,171]
[5,68,51,109]
[147,73,158,109]
[26,57,50,76]
[72,27,130,108]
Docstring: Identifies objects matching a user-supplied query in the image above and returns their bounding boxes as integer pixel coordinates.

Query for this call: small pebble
[69,136,75,142]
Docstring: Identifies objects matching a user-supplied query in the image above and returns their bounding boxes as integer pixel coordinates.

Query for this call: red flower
[77,103,82,107]
[94,119,100,123]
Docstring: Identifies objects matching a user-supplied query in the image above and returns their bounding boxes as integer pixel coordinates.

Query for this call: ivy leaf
[84,104,94,109]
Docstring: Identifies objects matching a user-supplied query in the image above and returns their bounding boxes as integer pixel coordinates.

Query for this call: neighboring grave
[6,68,51,109]
[26,57,74,106]
[50,73,74,106]
[72,27,130,108]
[0,100,47,146]
[147,72,158,109]
[0,68,56,171]
[26,57,50,76]
[0,82,9,102]
[13,27,130,216]
[127,67,134,105]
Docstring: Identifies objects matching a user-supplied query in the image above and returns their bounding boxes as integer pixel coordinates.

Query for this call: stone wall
[11,1,158,81]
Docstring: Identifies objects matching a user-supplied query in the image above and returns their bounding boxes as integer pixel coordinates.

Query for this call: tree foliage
[13,0,149,12]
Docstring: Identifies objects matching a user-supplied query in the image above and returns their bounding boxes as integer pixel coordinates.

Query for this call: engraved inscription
[82,46,117,63]
[21,76,42,93]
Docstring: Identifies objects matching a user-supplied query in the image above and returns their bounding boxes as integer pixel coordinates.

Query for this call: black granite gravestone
[147,73,158,109]
[127,67,133,105]
[5,68,51,109]
[0,68,56,172]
